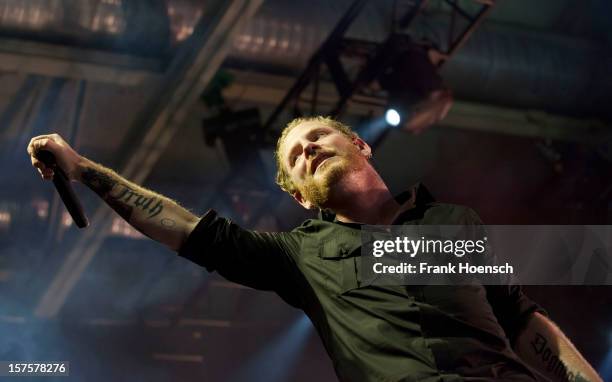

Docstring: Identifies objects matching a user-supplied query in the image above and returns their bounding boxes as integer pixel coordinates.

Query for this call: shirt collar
[317,183,435,223]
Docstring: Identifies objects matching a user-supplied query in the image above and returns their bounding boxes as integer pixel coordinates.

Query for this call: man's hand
[26,133,199,251]
[27,133,84,181]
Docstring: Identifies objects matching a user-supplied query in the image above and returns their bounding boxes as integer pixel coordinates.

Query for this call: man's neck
[325,166,409,225]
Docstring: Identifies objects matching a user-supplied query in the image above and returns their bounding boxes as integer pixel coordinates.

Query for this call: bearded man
[27,116,602,381]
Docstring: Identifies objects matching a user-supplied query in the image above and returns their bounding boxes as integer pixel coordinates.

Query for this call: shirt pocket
[318,235,362,295]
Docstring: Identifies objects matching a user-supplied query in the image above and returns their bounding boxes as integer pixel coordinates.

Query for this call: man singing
[27,116,602,381]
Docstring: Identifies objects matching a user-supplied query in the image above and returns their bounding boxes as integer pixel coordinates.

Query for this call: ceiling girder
[225,70,610,144]
[34,0,264,319]
[263,0,495,128]
[0,38,162,86]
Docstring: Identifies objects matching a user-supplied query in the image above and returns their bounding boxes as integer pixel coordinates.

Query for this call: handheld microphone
[36,150,89,228]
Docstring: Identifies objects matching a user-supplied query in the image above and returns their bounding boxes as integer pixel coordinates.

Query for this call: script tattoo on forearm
[530,333,590,382]
[114,187,163,218]
[81,168,163,221]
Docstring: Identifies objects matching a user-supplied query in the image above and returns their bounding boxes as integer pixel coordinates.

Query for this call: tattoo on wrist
[531,332,590,382]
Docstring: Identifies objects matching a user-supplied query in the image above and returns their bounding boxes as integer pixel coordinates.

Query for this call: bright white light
[385,109,401,126]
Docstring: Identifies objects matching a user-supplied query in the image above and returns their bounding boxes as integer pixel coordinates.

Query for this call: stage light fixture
[385,109,401,126]
[376,35,452,133]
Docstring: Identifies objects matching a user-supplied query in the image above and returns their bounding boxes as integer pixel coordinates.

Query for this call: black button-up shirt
[179,189,544,381]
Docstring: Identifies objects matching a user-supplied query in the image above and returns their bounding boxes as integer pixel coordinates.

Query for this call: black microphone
[36,150,89,228]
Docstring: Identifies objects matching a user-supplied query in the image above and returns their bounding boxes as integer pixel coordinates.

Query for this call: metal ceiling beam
[262,0,496,128]
[34,0,264,319]
[263,0,369,129]
[439,102,610,144]
[0,38,163,86]
[223,70,610,144]
[437,0,495,65]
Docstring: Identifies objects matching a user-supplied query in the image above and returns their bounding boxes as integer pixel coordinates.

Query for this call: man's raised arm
[27,133,199,251]
[515,312,603,382]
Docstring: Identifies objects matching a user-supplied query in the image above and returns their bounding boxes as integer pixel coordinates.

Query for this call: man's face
[280,121,367,209]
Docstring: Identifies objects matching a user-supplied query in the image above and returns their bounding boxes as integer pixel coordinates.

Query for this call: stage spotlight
[385,109,401,126]
[376,35,453,133]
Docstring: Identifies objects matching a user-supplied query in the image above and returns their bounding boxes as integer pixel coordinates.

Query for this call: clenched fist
[27,134,85,181]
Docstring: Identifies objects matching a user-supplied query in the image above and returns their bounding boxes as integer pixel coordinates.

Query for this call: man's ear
[292,190,314,210]
[352,136,372,158]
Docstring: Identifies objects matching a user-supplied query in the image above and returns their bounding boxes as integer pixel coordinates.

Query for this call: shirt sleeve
[460,207,548,346]
[485,284,547,346]
[178,209,304,306]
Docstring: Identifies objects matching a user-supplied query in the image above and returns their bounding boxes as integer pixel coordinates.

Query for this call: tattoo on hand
[531,332,590,382]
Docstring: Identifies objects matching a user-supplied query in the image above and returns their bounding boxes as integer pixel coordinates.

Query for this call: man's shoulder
[291,217,342,234]
[420,202,483,225]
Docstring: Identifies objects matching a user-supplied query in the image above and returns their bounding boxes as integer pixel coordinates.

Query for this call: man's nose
[304,143,318,159]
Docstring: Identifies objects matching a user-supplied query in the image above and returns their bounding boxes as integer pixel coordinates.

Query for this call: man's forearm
[79,158,198,251]
[515,312,603,382]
